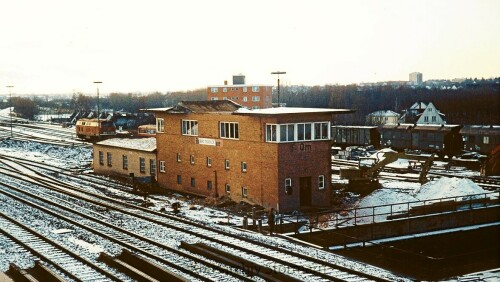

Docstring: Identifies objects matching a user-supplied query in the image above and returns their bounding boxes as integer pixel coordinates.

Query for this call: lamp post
[93,81,102,128]
[271,71,286,107]
[6,85,14,138]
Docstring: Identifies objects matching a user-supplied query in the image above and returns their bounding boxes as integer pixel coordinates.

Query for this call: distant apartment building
[409,72,423,85]
[207,74,273,109]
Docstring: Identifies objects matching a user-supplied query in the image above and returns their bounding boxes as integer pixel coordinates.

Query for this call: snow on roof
[368,110,400,117]
[96,137,156,152]
[140,107,172,112]
[235,107,354,115]
[412,177,488,200]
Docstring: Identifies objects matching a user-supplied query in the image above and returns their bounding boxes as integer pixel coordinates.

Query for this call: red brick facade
[152,101,350,212]
[207,84,273,109]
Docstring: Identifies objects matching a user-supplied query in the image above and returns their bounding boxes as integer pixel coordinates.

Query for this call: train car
[460,125,500,155]
[137,124,157,137]
[76,118,116,140]
[332,126,380,149]
[379,123,463,157]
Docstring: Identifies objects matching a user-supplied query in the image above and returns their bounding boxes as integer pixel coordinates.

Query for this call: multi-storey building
[150,100,353,212]
[207,75,273,109]
[409,72,423,85]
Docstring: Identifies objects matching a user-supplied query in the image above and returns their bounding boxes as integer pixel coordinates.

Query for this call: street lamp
[6,85,14,138]
[94,81,102,126]
[271,71,286,107]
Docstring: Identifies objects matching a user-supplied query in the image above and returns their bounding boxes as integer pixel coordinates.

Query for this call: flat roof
[207,84,273,88]
[140,107,172,112]
[234,107,355,115]
[96,137,156,152]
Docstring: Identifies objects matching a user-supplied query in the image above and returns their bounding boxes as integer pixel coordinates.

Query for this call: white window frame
[177,153,181,162]
[190,155,195,165]
[156,118,164,133]
[223,87,227,92]
[211,97,218,101]
[243,96,248,102]
[159,160,165,172]
[206,157,212,167]
[252,96,260,102]
[242,186,248,198]
[225,183,230,194]
[266,124,278,142]
[220,122,239,139]
[251,86,259,92]
[318,175,325,190]
[243,86,247,92]
[182,120,198,136]
[285,178,292,187]
[211,87,218,93]
[225,159,230,170]
[241,162,247,172]
[483,136,489,144]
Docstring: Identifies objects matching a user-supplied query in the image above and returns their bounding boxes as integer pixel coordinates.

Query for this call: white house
[399,102,446,125]
[367,110,400,125]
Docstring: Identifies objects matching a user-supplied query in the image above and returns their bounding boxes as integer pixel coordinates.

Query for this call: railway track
[0,156,405,281]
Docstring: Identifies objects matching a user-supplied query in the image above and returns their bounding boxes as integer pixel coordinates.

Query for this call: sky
[1,0,499,95]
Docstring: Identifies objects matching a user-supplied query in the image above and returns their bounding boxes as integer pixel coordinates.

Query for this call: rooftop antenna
[271,71,286,107]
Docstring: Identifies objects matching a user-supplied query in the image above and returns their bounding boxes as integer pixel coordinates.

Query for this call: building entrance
[299,177,312,207]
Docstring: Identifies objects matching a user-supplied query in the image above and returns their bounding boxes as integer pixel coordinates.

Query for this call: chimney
[224,80,228,85]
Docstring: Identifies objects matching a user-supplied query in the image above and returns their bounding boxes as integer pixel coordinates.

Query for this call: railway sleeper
[180,241,303,282]
[99,249,189,282]
[6,261,66,282]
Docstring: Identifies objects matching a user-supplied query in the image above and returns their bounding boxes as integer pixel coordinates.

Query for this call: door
[299,177,312,207]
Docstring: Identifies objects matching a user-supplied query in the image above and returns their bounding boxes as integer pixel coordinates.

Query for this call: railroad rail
[0,156,404,281]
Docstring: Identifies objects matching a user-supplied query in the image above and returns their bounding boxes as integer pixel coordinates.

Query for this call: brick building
[207,74,273,109]
[150,100,353,212]
[93,137,157,181]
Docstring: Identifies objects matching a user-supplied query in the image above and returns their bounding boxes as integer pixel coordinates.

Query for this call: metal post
[93,81,102,130]
[271,71,286,107]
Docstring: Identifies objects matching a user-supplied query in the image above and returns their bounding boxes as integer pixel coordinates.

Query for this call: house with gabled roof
[399,102,446,125]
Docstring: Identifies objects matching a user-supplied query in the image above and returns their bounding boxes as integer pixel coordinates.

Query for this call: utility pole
[271,71,286,107]
[93,81,102,129]
[6,85,14,138]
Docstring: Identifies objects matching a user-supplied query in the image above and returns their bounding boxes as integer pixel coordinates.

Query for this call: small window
[285,178,292,187]
[223,87,227,92]
[243,86,247,92]
[123,155,128,170]
[207,157,212,167]
[241,162,247,172]
[483,136,490,144]
[207,180,212,190]
[242,186,248,198]
[156,118,164,133]
[177,175,182,184]
[211,87,218,93]
[177,153,181,162]
[190,155,195,165]
[225,159,230,170]
[243,96,248,102]
[225,183,230,194]
[251,86,259,92]
[211,97,218,101]
[159,161,165,172]
[107,152,112,167]
[150,159,156,176]
[318,175,325,190]
[252,96,260,102]
[140,157,145,173]
[191,177,196,188]
[99,151,104,165]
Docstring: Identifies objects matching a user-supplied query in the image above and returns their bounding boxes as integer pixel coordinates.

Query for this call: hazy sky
[1,0,499,95]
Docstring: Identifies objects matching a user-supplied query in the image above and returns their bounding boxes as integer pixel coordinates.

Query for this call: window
[107,152,112,166]
[483,136,490,144]
[223,87,227,92]
[243,87,247,92]
[223,97,228,100]
[123,155,128,170]
[297,123,312,141]
[225,159,230,170]
[191,177,196,187]
[243,96,248,102]
[150,159,156,176]
[280,124,295,142]
[211,97,219,101]
[99,151,104,165]
[314,122,329,140]
[251,86,259,92]
[177,175,182,184]
[424,116,429,122]
[225,183,230,194]
[190,155,195,165]
[252,106,260,109]
[285,178,292,188]
[241,162,247,172]
[242,186,248,198]
[431,116,436,122]
[182,120,198,136]
[140,157,145,173]
[252,96,260,102]
[266,124,277,142]
[177,153,181,162]
[207,180,212,190]
[211,87,218,93]
[156,118,164,133]
[318,175,325,190]
[159,161,165,172]
[206,157,212,167]
[220,122,239,139]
